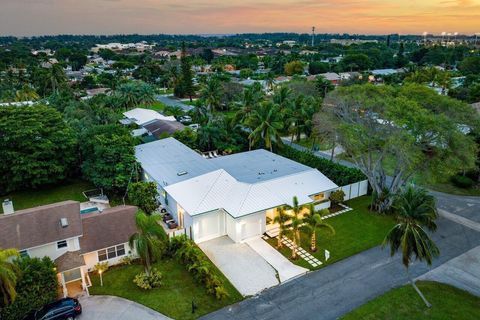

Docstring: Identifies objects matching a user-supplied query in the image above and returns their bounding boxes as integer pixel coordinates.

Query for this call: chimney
[2,199,14,215]
[60,218,69,228]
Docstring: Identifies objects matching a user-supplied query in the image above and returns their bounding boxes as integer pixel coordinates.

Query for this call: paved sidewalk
[418,245,480,296]
[245,237,308,283]
[199,236,279,296]
[78,295,171,320]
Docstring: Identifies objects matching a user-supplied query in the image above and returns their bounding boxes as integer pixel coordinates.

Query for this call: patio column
[60,272,68,298]
[80,267,90,296]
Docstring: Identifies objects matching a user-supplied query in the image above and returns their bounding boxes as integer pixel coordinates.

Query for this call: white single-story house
[135,138,339,244]
[0,201,137,297]
[122,108,176,126]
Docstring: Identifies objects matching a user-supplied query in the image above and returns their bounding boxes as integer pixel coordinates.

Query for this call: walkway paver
[245,237,308,282]
[418,245,480,296]
[199,236,279,296]
[280,236,323,268]
[78,295,171,320]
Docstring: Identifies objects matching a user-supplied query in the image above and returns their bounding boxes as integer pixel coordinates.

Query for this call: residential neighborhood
[1,2,480,320]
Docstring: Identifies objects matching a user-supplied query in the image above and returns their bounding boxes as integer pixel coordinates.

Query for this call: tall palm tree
[15,84,40,102]
[197,120,223,151]
[273,207,290,249]
[285,196,303,260]
[234,85,264,123]
[383,186,439,308]
[47,64,67,94]
[0,248,19,307]
[200,77,222,112]
[265,72,275,91]
[246,101,283,152]
[129,211,167,275]
[303,206,335,252]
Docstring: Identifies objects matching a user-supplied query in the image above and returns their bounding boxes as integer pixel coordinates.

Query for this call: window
[312,193,325,202]
[57,240,68,249]
[19,250,29,258]
[98,244,126,262]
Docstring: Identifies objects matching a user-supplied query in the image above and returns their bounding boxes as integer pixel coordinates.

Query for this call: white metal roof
[136,138,338,218]
[123,108,176,125]
[164,168,338,218]
[135,138,218,186]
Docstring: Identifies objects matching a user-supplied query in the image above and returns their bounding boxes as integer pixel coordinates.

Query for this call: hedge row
[277,145,365,186]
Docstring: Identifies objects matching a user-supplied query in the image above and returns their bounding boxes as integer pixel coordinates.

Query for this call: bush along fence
[277,145,365,186]
[167,236,229,300]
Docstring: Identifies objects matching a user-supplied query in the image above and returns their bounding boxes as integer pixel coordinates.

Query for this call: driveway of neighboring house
[78,295,171,320]
[199,236,279,296]
[418,244,480,296]
[245,237,308,282]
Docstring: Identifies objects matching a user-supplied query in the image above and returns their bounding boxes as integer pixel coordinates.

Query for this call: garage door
[193,211,225,243]
[239,213,263,241]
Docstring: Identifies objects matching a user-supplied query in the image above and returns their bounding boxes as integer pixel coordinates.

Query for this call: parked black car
[23,298,82,320]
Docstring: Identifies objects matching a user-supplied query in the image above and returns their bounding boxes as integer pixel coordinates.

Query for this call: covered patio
[55,251,91,298]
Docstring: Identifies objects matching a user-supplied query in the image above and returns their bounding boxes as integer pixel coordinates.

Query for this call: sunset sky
[1,0,479,36]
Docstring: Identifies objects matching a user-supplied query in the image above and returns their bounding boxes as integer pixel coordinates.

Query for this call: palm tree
[265,72,275,91]
[273,207,290,249]
[246,101,283,152]
[0,248,19,307]
[234,85,263,123]
[15,84,40,102]
[383,186,439,308]
[197,120,223,151]
[289,216,302,260]
[200,77,222,112]
[303,206,335,252]
[129,211,167,275]
[47,64,67,94]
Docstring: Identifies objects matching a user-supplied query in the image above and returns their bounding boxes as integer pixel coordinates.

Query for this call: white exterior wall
[82,242,136,271]
[26,237,80,261]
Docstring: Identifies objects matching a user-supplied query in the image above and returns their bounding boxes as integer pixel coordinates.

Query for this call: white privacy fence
[337,180,369,200]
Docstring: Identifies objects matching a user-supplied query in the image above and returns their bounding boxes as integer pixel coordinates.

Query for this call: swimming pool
[80,207,98,214]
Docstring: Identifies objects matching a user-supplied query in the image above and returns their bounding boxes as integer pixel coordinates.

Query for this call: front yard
[88,258,242,320]
[266,196,396,270]
[341,281,480,320]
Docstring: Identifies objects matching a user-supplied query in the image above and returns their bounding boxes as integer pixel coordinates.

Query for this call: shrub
[0,257,58,320]
[120,255,134,265]
[169,236,229,300]
[277,145,365,186]
[133,268,163,290]
[330,190,346,205]
[451,175,475,189]
[94,262,109,274]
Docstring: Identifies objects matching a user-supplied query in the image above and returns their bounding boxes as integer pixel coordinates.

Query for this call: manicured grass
[89,258,242,320]
[341,281,480,320]
[0,179,94,214]
[267,196,396,270]
[296,137,333,151]
[142,102,167,112]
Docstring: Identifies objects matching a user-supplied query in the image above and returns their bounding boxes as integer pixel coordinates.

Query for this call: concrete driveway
[199,236,279,296]
[78,295,171,320]
[245,237,308,283]
[418,245,480,296]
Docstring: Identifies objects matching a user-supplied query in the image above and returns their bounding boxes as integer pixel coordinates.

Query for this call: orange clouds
[0,0,479,35]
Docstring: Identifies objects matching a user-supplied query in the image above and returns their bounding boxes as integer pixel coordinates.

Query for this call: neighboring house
[136,138,338,244]
[143,119,185,138]
[122,108,176,126]
[0,201,137,297]
[319,72,341,85]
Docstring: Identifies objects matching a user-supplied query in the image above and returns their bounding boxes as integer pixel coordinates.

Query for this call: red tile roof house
[0,201,137,297]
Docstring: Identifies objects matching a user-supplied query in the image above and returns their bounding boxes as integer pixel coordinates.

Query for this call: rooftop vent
[177,171,188,176]
[60,218,69,228]
[2,199,14,215]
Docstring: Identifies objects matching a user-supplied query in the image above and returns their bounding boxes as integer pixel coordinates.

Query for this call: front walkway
[199,236,279,296]
[245,237,308,282]
[78,295,171,320]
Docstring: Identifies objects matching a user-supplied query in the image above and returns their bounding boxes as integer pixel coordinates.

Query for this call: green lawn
[341,281,480,320]
[89,258,242,320]
[0,179,94,214]
[142,101,167,112]
[267,196,396,270]
[296,137,333,151]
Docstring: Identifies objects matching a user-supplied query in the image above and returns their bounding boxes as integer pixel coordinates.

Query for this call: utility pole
[311,26,315,47]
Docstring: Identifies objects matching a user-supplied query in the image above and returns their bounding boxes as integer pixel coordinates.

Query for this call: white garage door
[193,211,225,243]
[239,213,264,241]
